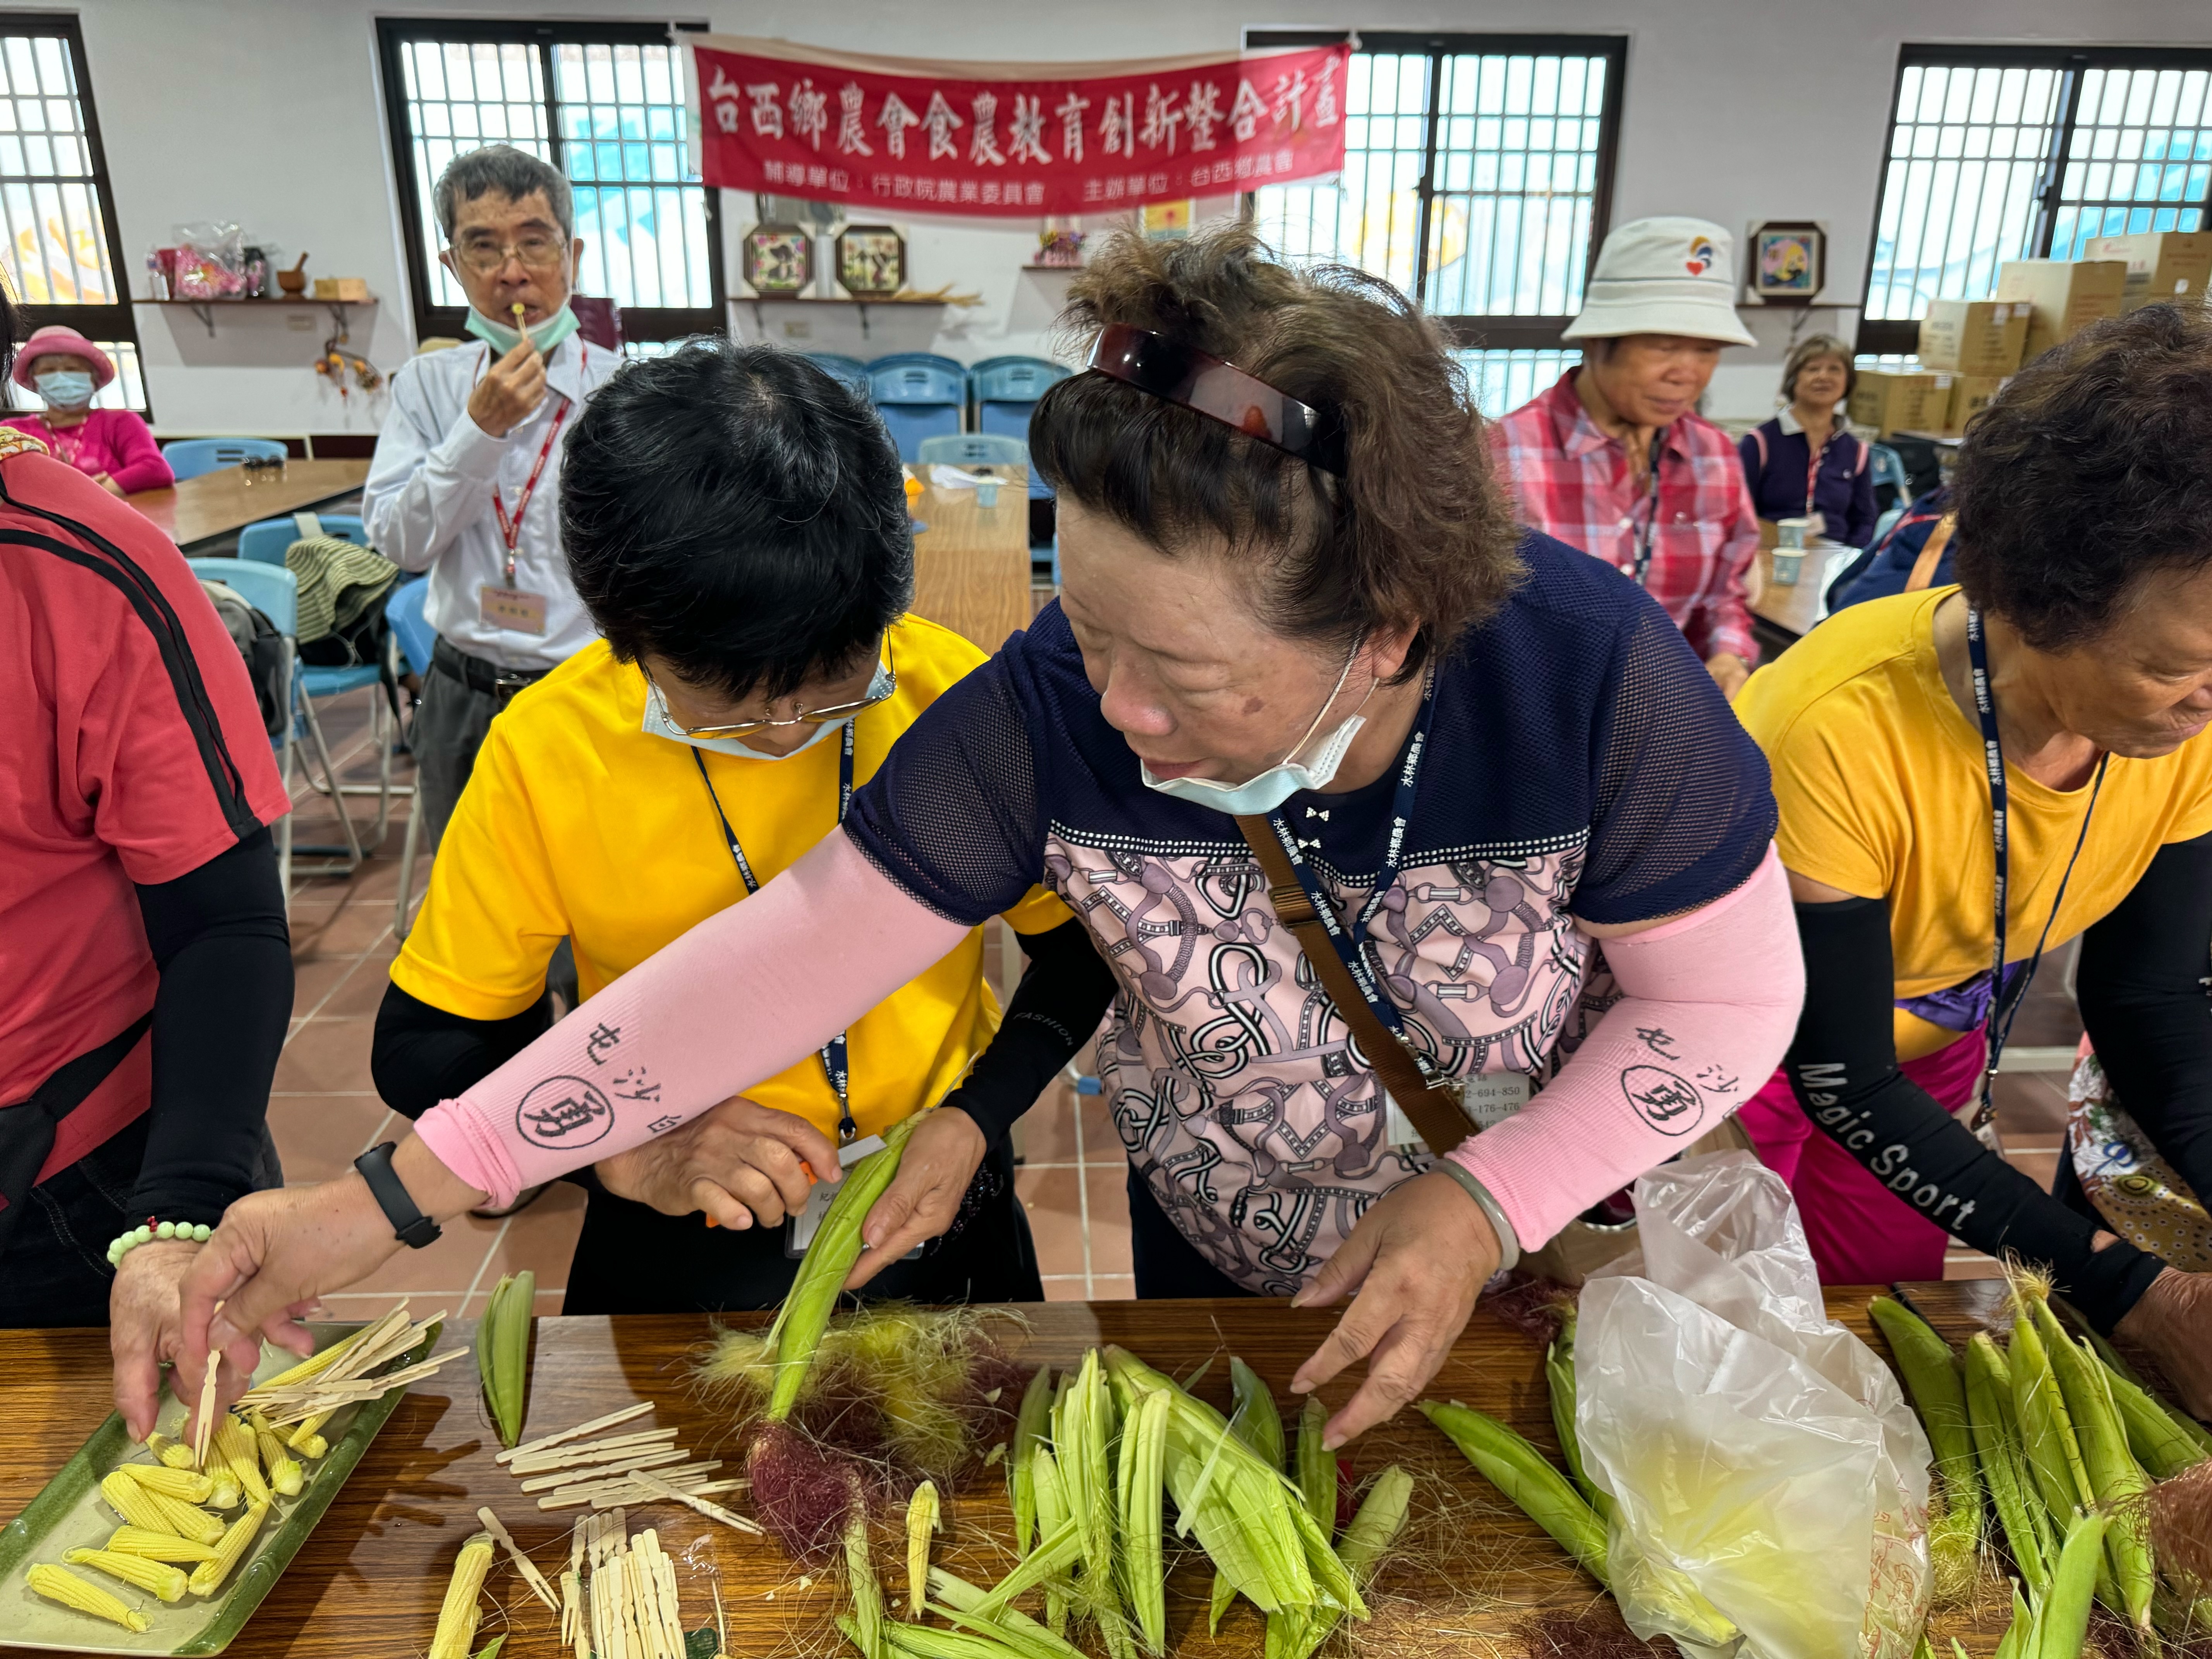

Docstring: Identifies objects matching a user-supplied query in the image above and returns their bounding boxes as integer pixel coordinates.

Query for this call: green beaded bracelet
[106,1219,212,1266]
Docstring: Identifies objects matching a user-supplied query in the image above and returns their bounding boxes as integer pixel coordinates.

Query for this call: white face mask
[1138,640,1372,816]
[641,666,893,761]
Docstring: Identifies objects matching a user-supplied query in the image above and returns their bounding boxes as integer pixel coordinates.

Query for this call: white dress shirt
[362,335,617,670]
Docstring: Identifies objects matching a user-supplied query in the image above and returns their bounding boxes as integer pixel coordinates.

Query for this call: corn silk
[1574,1151,1933,1659]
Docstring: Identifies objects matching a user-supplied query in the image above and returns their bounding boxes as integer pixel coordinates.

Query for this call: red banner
[688,36,1350,218]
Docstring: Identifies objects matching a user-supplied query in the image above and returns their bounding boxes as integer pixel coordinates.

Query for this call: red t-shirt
[0,441,288,1184]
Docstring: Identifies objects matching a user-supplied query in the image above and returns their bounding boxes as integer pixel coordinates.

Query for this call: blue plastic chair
[236,512,368,565]
[867,352,967,462]
[918,433,1028,467]
[803,352,872,398]
[971,355,1068,439]
[1868,442,1910,513]
[189,555,397,895]
[387,577,440,939]
[163,438,289,480]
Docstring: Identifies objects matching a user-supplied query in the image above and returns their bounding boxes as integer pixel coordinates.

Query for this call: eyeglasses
[648,638,896,739]
[450,234,568,275]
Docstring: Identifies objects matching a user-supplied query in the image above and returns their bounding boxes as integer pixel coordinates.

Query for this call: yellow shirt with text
[1735,587,2212,1058]
[392,615,1072,1141]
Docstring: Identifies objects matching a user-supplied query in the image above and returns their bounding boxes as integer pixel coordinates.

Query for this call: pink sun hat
[12,325,116,391]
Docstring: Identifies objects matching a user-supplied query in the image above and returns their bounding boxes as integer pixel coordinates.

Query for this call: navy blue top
[1738,417,1879,549]
[848,531,1777,931]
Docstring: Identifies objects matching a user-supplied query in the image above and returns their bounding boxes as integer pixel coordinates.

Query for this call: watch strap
[354,1140,442,1249]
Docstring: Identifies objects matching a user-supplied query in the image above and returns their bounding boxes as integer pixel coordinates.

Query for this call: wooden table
[910,465,1033,655]
[125,459,371,551]
[1748,534,1856,643]
[0,1285,2037,1658]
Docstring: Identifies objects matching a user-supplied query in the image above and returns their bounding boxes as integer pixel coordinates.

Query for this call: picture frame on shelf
[1746,220,1825,305]
[742,222,813,296]
[835,223,907,297]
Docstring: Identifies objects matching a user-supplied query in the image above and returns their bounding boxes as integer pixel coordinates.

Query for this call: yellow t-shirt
[392,615,1073,1141]
[1735,587,2212,1058]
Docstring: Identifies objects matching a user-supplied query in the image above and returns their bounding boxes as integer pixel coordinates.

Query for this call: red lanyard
[44,420,87,473]
[482,341,584,586]
[1805,429,1837,517]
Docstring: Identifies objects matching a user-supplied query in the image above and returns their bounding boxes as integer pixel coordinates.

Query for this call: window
[1247,31,1623,414]
[1860,46,2212,354]
[378,20,725,344]
[0,17,144,413]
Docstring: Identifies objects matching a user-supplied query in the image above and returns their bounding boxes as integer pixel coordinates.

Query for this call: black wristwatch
[354,1141,443,1249]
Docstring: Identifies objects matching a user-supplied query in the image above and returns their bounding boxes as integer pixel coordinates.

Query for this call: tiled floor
[275,680,2083,1314]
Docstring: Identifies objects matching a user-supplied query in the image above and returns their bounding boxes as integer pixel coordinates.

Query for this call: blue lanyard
[1261,667,1448,1080]
[1965,605,2106,1135]
[691,725,858,1142]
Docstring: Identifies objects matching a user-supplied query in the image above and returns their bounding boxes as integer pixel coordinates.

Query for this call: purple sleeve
[1841,439,1879,549]
[100,412,174,493]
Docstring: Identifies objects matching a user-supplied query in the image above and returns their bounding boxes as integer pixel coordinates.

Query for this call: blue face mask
[641,665,894,761]
[34,370,95,409]
[465,302,580,355]
[1138,642,1372,816]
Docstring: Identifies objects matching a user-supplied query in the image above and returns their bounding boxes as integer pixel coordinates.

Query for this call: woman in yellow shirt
[369,341,1114,1313]
[1735,304,2212,1414]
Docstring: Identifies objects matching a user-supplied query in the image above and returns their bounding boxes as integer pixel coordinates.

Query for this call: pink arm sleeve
[1448,846,1802,1250]
[414,830,972,1207]
[101,412,174,493]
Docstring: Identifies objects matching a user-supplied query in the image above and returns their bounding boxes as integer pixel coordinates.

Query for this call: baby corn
[428,1531,495,1659]
[929,1568,1087,1659]
[104,1524,218,1563]
[1008,1364,1053,1556]
[287,1410,332,1458]
[149,1489,227,1546]
[1118,1385,1170,1654]
[64,1546,189,1603]
[1283,1465,1413,1659]
[1870,1297,1981,1593]
[116,1461,215,1504]
[144,1431,198,1471]
[101,1469,178,1534]
[845,1509,886,1659]
[1963,1333,2053,1598]
[2034,1302,2153,1635]
[188,1498,269,1596]
[212,1415,271,1506]
[477,1269,536,1449]
[906,1480,940,1620]
[253,1421,304,1497]
[27,1562,151,1632]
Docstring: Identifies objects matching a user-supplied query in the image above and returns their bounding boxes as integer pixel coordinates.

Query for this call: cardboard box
[1917,299,2029,375]
[311,276,371,302]
[2083,230,2212,311]
[1995,259,2128,359]
[1941,374,2008,434]
[1848,368,1943,437]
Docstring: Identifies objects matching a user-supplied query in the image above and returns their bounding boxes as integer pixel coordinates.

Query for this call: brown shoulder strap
[1233,815,1473,1154]
[1905,515,1956,592]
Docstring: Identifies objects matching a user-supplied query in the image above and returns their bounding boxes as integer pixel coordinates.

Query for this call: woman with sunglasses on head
[180,227,1802,1448]
[362,340,1113,1315]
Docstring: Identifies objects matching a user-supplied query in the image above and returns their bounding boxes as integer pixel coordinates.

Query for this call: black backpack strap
[0,1013,154,1257]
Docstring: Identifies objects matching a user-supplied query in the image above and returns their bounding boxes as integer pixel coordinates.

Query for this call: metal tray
[0,1320,438,1655]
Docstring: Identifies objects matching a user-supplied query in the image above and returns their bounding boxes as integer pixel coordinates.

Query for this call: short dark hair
[434,144,573,242]
[560,340,913,701]
[1030,224,1520,682]
[1951,304,2212,651]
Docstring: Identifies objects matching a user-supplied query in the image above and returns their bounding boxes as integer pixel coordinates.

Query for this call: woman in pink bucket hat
[2,325,171,495]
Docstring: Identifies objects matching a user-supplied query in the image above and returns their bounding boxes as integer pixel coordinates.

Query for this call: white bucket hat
[1562,216,1756,347]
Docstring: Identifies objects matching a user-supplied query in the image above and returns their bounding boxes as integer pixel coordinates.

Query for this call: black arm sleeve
[1784,894,2166,1332]
[2077,830,2212,1213]
[127,826,293,1223]
[939,918,1120,1150]
[371,981,555,1121]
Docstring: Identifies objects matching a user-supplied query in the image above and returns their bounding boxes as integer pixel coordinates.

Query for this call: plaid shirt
[1489,370,1762,663]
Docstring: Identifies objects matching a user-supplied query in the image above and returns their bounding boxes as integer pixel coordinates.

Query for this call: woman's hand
[111,1240,255,1441]
[595,1093,840,1231]
[1706,652,1751,701]
[94,471,124,496]
[1287,1169,1501,1448]
[845,1107,988,1290]
[2113,1266,2212,1418]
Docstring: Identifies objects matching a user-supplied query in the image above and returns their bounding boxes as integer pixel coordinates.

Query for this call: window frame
[375,17,726,345]
[1243,28,1627,351]
[0,12,145,413]
[1858,42,2212,356]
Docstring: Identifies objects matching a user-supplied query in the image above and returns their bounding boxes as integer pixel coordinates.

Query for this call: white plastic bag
[1575,1151,1931,1659]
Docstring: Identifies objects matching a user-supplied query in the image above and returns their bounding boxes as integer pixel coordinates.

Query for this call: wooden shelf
[140,295,376,337]
[733,291,954,339]
[1021,264,1084,272]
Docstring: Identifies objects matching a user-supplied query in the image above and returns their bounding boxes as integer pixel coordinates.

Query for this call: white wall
[41,0,2212,433]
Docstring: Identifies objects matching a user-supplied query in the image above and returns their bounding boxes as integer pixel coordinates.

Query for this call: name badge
[783,1134,922,1260]
[1385,1071,1530,1151]
[479,584,548,635]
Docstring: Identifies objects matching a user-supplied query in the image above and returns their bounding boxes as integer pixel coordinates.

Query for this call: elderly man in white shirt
[365,143,618,844]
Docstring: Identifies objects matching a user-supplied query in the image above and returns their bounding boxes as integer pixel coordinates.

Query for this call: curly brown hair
[1951,303,2212,651]
[1030,223,1522,680]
